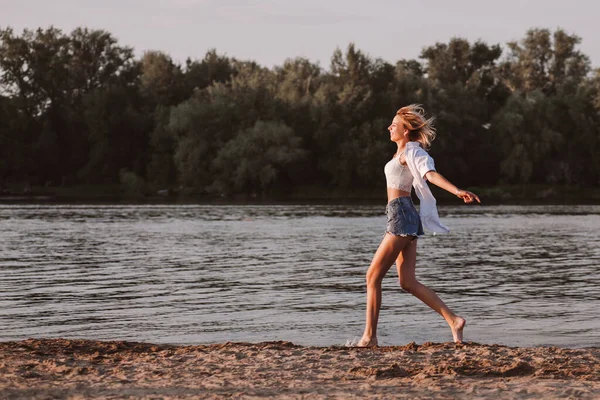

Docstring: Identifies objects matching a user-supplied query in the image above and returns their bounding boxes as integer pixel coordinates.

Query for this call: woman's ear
[403,128,410,137]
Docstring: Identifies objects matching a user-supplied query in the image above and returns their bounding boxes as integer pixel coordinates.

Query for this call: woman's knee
[399,278,418,293]
[366,268,383,287]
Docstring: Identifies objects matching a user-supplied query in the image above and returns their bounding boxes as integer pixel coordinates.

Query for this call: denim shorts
[385,196,424,238]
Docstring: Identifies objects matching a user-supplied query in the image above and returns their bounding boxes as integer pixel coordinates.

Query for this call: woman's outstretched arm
[424,171,481,204]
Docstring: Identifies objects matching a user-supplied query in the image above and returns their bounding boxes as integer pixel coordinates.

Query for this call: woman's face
[388,116,407,143]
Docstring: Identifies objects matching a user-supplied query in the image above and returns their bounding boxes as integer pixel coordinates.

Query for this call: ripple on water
[0,204,599,347]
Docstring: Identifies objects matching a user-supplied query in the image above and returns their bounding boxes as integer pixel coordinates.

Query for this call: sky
[2,0,599,70]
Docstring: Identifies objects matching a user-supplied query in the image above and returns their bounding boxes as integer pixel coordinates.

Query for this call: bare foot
[345,336,378,347]
[451,317,466,343]
[357,337,378,347]
[356,338,377,347]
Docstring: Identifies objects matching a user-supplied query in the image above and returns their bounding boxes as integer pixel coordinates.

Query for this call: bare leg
[358,233,413,346]
[396,240,466,343]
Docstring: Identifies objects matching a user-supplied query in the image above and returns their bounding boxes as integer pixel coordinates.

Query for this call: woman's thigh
[368,233,413,282]
[396,238,418,283]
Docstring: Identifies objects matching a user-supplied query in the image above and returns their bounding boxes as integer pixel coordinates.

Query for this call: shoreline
[1,195,599,206]
[1,184,600,205]
[1,338,598,399]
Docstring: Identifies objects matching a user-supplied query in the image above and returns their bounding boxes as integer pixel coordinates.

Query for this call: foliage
[211,120,307,196]
[119,168,146,196]
[1,25,599,195]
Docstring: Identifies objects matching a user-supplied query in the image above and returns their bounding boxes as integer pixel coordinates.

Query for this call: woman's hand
[456,189,480,204]
[423,171,481,204]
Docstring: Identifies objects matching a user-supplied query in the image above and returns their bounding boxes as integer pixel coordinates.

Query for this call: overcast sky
[3,0,599,69]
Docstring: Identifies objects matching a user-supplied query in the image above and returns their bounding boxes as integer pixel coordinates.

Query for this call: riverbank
[1,184,600,205]
[0,339,598,399]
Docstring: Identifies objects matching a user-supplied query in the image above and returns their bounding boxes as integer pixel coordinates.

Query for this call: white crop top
[384,154,413,192]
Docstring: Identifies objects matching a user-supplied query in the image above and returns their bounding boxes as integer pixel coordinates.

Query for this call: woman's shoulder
[406,142,431,157]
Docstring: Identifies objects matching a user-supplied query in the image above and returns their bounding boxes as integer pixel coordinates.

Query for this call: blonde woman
[355,105,480,347]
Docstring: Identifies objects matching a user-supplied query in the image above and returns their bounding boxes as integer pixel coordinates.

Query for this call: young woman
[356,104,480,347]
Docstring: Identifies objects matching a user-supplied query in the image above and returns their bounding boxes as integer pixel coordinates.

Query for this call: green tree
[68,27,138,97]
[500,28,590,94]
[416,38,511,185]
[0,27,69,116]
[184,49,236,93]
[0,26,139,184]
[421,38,506,106]
[2,24,600,197]
[169,86,239,190]
[0,95,35,182]
[388,60,430,115]
[79,86,150,183]
[140,50,186,107]
[210,121,307,196]
[421,38,502,88]
[146,106,178,189]
[336,119,391,189]
[274,57,321,103]
[491,91,564,184]
[589,68,600,111]
[330,43,375,123]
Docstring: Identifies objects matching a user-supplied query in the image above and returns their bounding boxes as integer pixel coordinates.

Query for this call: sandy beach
[0,339,598,399]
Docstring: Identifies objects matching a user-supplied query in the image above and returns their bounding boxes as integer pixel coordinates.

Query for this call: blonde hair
[396,104,436,150]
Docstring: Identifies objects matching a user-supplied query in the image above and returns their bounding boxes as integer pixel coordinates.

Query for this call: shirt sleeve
[414,148,436,179]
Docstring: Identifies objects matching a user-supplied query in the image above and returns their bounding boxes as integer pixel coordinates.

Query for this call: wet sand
[1,339,598,399]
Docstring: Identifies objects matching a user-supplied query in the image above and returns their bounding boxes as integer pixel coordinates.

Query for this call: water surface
[1,204,599,347]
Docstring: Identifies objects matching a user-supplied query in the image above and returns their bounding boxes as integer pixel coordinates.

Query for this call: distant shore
[1,184,600,205]
[0,339,598,399]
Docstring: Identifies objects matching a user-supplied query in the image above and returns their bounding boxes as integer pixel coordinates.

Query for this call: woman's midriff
[387,188,411,204]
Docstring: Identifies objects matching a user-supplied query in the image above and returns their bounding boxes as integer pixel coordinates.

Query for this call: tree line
[1,26,599,198]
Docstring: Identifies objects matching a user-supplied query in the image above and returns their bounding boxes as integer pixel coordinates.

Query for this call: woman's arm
[424,171,481,204]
